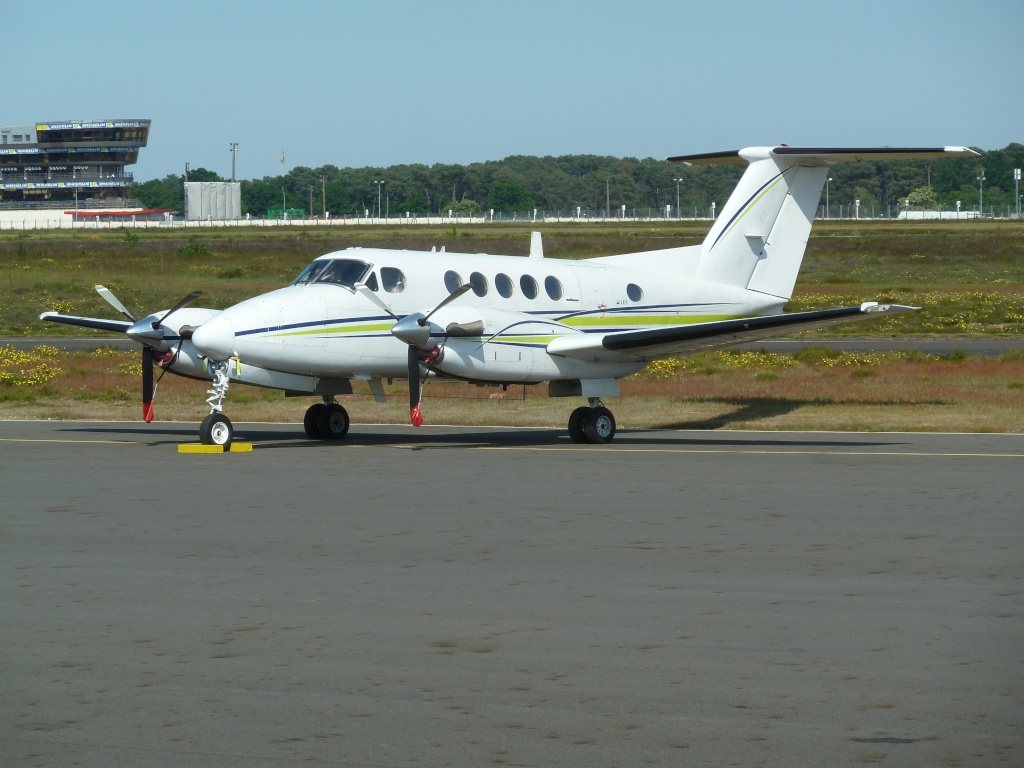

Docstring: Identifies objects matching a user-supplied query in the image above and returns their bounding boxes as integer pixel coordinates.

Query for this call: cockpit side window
[381,267,407,293]
[291,260,329,285]
[315,259,371,289]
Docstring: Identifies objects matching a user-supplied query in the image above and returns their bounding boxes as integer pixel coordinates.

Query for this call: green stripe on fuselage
[561,314,744,328]
[272,322,395,338]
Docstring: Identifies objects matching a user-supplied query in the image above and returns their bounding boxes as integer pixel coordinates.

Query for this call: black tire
[582,407,615,444]
[316,402,350,440]
[568,406,589,444]
[304,403,326,439]
[199,412,233,448]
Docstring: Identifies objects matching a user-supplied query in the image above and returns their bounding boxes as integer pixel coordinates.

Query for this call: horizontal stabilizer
[669,146,980,164]
[547,303,916,362]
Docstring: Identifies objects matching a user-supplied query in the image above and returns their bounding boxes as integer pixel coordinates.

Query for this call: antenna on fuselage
[529,231,544,258]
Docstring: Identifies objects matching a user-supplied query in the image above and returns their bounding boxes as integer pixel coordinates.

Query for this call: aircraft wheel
[568,406,589,443]
[200,412,233,448]
[583,407,616,444]
[304,403,326,439]
[317,402,350,440]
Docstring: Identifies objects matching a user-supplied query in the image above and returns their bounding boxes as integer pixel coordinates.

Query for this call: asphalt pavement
[1,421,1021,767]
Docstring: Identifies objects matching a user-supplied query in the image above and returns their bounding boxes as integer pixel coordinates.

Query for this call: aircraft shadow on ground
[655,396,948,433]
[62,421,904,450]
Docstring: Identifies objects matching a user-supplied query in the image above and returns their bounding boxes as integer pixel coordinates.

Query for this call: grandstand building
[0,119,150,208]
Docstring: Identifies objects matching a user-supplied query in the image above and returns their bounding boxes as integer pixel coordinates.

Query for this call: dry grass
[3,347,1023,433]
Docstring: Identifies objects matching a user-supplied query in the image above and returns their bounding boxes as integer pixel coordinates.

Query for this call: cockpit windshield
[291,260,329,285]
[291,258,372,289]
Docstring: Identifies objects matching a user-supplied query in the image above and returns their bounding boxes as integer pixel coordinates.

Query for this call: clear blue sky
[6,0,1020,182]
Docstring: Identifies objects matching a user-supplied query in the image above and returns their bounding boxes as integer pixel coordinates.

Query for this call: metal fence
[1,205,1021,231]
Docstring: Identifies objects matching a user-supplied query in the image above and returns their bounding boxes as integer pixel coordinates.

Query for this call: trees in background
[133,144,1023,217]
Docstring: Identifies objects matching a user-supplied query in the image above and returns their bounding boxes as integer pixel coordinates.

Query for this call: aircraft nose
[191,314,236,360]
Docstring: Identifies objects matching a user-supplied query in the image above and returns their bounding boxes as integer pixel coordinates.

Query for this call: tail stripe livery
[705,166,793,253]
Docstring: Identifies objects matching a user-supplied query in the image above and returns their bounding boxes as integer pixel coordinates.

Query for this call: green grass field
[2,220,1022,337]
[2,220,1022,432]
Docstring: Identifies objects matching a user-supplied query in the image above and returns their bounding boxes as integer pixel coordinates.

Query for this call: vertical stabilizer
[690,147,825,300]
[669,145,980,301]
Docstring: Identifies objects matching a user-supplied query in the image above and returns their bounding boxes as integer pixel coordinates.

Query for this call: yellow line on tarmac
[473,446,1024,458]
[341,443,1024,458]
[0,437,141,445]
[3,437,1021,459]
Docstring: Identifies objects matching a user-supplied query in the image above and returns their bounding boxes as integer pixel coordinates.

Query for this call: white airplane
[41,145,979,446]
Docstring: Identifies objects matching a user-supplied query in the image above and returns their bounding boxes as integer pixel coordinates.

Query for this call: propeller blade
[142,346,155,423]
[155,290,203,329]
[423,284,472,324]
[354,282,399,320]
[408,346,423,427]
[95,285,135,321]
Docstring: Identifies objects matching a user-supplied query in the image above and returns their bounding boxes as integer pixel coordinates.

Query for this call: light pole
[978,169,986,215]
[308,186,314,220]
[605,178,610,219]
[826,177,832,219]
[1014,169,1021,216]
[673,178,682,220]
[229,142,238,182]
[374,180,384,220]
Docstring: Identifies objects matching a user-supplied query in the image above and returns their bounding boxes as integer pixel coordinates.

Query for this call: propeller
[354,282,472,427]
[96,284,135,320]
[96,285,202,423]
[408,346,423,427]
[142,346,155,423]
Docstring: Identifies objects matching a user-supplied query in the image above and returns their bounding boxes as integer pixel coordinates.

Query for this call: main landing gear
[303,400,351,441]
[567,400,617,444]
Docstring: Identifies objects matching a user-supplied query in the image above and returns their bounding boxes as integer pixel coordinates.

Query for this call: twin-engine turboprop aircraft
[41,145,979,446]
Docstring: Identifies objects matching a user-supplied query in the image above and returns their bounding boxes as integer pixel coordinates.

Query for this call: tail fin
[670,146,980,300]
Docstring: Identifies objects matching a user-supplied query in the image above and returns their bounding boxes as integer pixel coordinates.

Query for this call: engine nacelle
[160,340,211,380]
[430,305,644,384]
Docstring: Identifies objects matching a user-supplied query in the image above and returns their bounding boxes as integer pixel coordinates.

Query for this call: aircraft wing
[546,303,916,362]
[39,312,133,333]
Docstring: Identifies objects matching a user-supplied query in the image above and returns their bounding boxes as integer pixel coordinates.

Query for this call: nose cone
[391,313,432,348]
[125,315,165,346]
[192,314,236,360]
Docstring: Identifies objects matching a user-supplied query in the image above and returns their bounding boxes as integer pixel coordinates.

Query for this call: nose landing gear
[199,359,234,447]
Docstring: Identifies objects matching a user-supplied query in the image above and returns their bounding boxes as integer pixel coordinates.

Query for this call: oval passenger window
[444,270,463,293]
[469,272,488,297]
[520,275,539,299]
[544,276,563,300]
[495,273,514,298]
